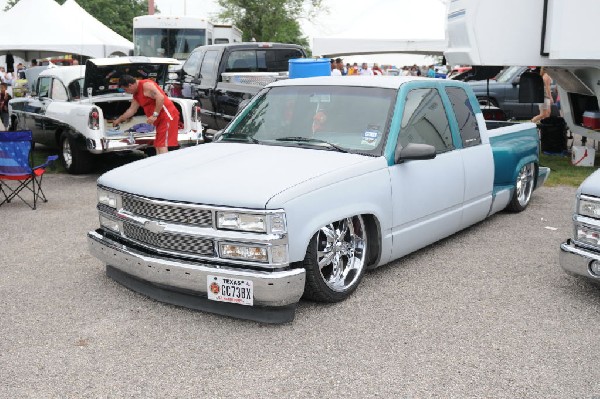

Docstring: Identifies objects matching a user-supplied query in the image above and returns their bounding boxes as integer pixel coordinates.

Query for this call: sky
[153,0,448,66]
[0,0,448,67]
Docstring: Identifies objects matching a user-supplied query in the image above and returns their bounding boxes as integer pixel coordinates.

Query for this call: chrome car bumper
[88,230,305,323]
[559,239,600,280]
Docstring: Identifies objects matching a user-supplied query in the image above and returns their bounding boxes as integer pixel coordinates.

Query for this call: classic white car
[9,57,202,174]
[88,76,549,323]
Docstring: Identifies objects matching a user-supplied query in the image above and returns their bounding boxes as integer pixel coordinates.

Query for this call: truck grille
[122,196,212,226]
[123,222,214,256]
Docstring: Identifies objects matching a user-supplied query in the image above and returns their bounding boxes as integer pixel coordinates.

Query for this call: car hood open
[98,143,383,209]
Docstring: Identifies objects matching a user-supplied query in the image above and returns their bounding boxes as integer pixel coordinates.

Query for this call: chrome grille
[123,222,214,256]
[122,196,212,226]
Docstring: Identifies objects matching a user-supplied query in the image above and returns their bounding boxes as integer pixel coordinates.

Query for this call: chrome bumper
[559,239,600,280]
[88,230,306,322]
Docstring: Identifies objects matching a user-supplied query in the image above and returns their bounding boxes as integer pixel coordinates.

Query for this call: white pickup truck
[8,57,202,174]
[88,76,549,323]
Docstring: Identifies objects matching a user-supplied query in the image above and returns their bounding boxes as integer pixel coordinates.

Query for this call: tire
[506,162,536,212]
[60,133,93,174]
[302,215,368,302]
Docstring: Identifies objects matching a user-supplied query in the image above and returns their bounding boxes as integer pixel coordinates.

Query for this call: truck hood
[98,143,383,209]
[578,169,600,198]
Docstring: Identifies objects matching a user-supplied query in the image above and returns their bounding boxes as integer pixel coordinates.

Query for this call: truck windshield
[134,28,206,60]
[221,85,397,155]
[495,66,522,83]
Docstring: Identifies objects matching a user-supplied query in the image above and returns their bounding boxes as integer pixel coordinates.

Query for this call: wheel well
[362,214,382,269]
[55,128,65,146]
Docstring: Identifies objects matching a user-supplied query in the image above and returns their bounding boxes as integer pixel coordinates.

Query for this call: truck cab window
[445,86,481,147]
[183,50,204,77]
[199,50,219,82]
[399,88,453,153]
[51,79,68,101]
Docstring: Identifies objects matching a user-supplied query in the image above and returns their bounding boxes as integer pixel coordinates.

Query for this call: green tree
[4,0,149,41]
[216,0,324,49]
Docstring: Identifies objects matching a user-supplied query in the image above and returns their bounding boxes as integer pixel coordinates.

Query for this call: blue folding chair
[0,130,58,210]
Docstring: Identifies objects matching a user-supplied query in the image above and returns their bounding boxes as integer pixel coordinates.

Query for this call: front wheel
[60,133,93,174]
[302,215,368,302]
[506,162,536,212]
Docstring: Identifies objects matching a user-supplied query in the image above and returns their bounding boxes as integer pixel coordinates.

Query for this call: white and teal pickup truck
[88,76,549,323]
[8,57,202,174]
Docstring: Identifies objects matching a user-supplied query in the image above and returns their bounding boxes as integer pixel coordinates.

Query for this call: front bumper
[88,130,204,154]
[88,230,306,323]
[559,239,600,280]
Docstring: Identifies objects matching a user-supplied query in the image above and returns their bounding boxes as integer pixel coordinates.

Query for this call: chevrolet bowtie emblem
[144,220,166,234]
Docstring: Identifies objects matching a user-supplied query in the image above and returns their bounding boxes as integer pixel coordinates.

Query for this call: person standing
[113,75,180,154]
[0,83,11,130]
[359,62,373,76]
[330,59,341,76]
[531,67,554,123]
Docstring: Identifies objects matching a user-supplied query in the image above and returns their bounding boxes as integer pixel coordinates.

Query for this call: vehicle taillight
[193,105,202,122]
[88,108,100,130]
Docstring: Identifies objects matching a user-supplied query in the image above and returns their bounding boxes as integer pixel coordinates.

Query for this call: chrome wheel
[515,162,535,208]
[316,215,367,292]
[62,137,73,169]
[507,162,536,212]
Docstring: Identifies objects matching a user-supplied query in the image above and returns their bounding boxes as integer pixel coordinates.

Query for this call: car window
[225,49,304,73]
[51,79,68,101]
[37,77,52,98]
[399,88,453,153]
[445,86,481,147]
[68,78,84,100]
[183,50,203,77]
[199,50,219,82]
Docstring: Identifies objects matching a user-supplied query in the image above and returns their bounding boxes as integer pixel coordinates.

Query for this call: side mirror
[394,143,436,164]
[213,129,224,141]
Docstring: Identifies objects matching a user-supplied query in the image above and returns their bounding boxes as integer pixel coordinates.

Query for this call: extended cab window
[445,86,481,147]
[183,50,204,77]
[225,49,304,73]
[199,50,219,82]
[399,88,453,153]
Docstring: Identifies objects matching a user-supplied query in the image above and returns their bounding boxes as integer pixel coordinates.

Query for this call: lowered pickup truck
[9,57,202,174]
[88,76,549,323]
[175,42,306,139]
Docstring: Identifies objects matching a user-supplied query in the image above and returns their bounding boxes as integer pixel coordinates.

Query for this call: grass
[539,151,598,187]
[32,146,65,174]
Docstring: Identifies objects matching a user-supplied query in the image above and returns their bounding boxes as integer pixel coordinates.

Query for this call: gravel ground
[1,174,599,398]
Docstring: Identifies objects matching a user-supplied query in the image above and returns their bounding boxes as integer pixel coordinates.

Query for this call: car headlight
[218,243,289,264]
[99,215,121,233]
[579,196,600,219]
[97,187,121,209]
[217,211,286,234]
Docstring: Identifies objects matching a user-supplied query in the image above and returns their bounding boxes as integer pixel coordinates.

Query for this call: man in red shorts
[113,74,180,154]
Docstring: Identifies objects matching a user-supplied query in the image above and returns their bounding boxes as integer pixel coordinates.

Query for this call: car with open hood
[8,57,202,174]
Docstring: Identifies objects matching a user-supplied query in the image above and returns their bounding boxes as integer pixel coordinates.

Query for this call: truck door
[444,86,494,228]
[389,86,465,260]
[183,48,220,131]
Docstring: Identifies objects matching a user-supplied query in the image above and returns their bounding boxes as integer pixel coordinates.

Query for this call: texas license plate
[207,275,253,306]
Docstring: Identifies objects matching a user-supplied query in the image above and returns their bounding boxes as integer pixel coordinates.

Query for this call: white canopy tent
[0,0,132,61]
[62,0,133,57]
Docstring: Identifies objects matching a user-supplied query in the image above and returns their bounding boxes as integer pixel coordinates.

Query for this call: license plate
[207,275,253,306]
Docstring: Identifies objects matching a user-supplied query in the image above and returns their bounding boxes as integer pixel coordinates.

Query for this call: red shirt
[133,79,178,122]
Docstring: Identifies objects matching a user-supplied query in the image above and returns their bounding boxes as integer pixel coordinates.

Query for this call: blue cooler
[288,58,331,79]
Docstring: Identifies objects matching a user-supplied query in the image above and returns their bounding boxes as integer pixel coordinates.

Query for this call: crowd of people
[329,58,447,78]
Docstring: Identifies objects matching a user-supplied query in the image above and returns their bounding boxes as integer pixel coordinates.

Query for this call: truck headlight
[576,224,600,246]
[97,187,120,209]
[217,211,286,234]
[99,215,121,233]
[219,243,268,262]
[579,197,600,219]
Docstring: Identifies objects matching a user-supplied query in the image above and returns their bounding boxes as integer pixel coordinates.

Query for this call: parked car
[9,57,202,174]
[88,76,549,323]
[468,65,559,120]
[176,42,307,139]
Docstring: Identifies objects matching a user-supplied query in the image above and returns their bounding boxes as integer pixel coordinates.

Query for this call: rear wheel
[506,162,536,212]
[60,133,93,174]
[302,215,368,302]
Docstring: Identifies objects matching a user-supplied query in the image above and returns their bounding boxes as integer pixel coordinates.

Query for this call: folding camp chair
[0,130,58,210]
